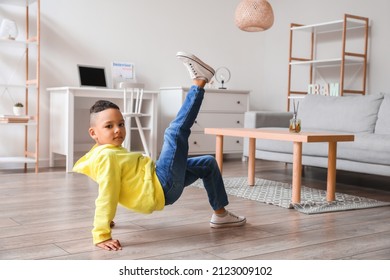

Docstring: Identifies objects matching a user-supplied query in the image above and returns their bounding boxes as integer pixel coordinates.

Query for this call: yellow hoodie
[73,144,165,244]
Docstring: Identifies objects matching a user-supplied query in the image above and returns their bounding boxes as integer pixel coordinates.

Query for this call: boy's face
[89,108,126,146]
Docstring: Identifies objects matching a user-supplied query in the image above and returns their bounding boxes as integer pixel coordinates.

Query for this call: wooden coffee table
[204,128,354,204]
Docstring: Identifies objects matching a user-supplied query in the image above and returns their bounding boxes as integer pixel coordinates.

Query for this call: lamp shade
[235,0,274,32]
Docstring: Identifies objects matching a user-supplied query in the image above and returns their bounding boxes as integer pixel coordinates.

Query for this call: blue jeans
[155,85,229,210]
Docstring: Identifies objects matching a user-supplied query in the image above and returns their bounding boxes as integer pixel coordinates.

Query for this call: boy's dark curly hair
[90,100,120,125]
[90,100,120,114]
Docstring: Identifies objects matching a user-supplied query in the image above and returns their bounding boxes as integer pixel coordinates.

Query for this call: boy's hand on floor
[96,239,122,251]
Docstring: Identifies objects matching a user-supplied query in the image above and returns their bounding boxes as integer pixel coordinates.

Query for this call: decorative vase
[289,99,301,133]
[13,106,24,116]
[0,19,18,40]
[289,116,301,133]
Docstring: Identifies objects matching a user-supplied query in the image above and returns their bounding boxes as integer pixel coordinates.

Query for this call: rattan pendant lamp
[235,0,274,32]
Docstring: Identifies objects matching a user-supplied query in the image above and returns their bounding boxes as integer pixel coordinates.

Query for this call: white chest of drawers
[159,87,250,156]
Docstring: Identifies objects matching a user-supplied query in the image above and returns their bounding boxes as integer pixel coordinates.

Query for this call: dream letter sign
[307,83,339,96]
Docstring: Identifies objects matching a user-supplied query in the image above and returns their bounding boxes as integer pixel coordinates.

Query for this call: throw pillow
[375,93,390,134]
[298,94,384,133]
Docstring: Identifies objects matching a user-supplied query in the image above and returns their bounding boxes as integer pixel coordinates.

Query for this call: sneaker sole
[209,219,247,229]
[176,51,215,76]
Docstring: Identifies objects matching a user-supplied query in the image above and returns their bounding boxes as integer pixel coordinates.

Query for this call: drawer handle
[193,141,197,145]
[237,101,241,104]
[236,140,240,144]
[236,120,240,124]
[194,120,198,124]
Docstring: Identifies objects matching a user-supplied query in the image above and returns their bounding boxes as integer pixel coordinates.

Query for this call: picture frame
[111,61,135,89]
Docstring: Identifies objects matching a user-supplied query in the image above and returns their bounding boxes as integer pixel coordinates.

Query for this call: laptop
[77,65,107,88]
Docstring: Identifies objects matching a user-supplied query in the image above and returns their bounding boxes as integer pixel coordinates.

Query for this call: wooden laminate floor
[0,159,389,260]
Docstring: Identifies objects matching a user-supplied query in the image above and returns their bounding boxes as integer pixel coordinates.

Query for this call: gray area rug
[190,176,390,214]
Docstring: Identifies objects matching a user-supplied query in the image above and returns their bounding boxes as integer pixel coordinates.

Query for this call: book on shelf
[0,115,30,123]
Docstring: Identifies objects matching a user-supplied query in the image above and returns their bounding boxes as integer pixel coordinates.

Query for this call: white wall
[1,0,389,168]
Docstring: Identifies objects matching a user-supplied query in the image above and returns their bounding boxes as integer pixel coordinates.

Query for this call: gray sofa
[243,93,390,177]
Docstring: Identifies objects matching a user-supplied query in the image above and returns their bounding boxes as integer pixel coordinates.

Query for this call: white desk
[47,87,158,172]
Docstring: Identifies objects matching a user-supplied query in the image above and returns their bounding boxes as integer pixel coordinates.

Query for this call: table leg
[292,141,303,204]
[248,138,256,186]
[327,142,337,201]
[215,135,224,173]
[67,94,75,173]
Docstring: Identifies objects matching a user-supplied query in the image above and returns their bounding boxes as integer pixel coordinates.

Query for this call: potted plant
[13,102,24,116]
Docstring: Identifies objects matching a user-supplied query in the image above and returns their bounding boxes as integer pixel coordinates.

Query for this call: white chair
[119,82,150,157]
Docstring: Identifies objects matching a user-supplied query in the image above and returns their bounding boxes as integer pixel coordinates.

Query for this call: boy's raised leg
[156,52,215,204]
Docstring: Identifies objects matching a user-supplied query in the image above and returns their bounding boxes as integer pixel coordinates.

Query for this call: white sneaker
[210,210,246,228]
[176,51,215,83]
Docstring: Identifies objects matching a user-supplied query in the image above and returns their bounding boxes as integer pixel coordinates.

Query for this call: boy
[73,52,246,251]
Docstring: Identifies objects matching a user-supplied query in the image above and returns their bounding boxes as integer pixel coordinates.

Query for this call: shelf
[290,57,363,67]
[288,95,306,99]
[0,84,26,89]
[0,0,40,173]
[0,38,37,45]
[0,121,37,126]
[0,156,36,164]
[0,39,26,47]
[0,0,37,7]
[291,18,367,34]
[287,14,369,110]
[0,83,39,89]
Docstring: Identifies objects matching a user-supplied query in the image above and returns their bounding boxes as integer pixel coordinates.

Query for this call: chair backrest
[119,82,145,114]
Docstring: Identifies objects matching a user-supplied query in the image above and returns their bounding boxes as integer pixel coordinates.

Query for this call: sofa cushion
[338,134,390,165]
[300,133,390,165]
[298,94,384,133]
[375,93,390,134]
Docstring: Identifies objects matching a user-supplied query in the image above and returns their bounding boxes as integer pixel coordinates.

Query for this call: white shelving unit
[287,14,369,110]
[0,0,40,172]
